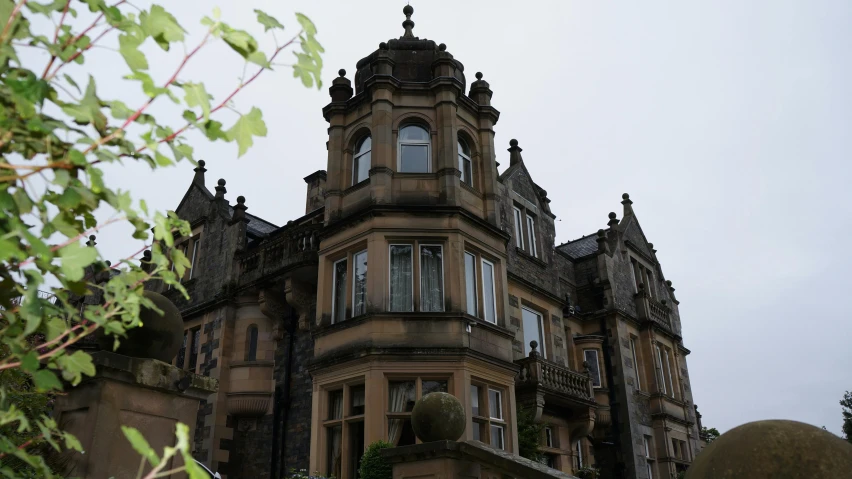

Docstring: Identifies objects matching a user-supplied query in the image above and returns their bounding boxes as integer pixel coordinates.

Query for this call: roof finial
[608,212,619,228]
[402,5,415,38]
[193,160,206,186]
[230,195,250,225]
[508,139,523,166]
[621,192,634,217]
[215,178,227,200]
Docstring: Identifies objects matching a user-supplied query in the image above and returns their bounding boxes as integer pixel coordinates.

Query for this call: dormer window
[353,136,371,184]
[458,138,472,186]
[398,125,430,173]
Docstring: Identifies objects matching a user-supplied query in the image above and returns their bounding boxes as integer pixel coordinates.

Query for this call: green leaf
[63,432,84,452]
[42,316,67,341]
[222,28,258,58]
[182,82,210,122]
[254,9,284,31]
[58,241,98,282]
[202,119,226,141]
[63,74,81,94]
[56,350,96,385]
[295,12,317,36]
[140,4,185,50]
[20,352,39,372]
[247,50,268,68]
[119,33,148,71]
[121,426,160,466]
[225,107,267,157]
[60,75,107,131]
[26,0,67,15]
[32,369,63,391]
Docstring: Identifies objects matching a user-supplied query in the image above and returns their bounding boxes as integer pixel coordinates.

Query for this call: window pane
[584,350,602,387]
[513,208,524,249]
[471,385,481,416]
[458,138,470,156]
[388,381,415,412]
[329,390,343,420]
[422,380,447,396]
[351,385,365,416]
[389,245,413,311]
[357,136,372,155]
[189,328,200,371]
[521,308,544,357]
[482,260,496,324]
[631,338,642,390]
[189,239,199,279]
[472,421,482,441]
[389,418,416,446]
[420,246,444,312]
[349,421,365,479]
[333,259,347,323]
[488,389,502,420]
[353,251,367,317]
[177,331,187,368]
[246,326,258,361]
[464,252,477,316]
[354,150,371,184]
[459,156,472,185]
[400,144,429,172]
[526,215,537,257]
[490,425,505,450]
[400,125,429,141]
[545,427,553,447]
[327,425,342,478]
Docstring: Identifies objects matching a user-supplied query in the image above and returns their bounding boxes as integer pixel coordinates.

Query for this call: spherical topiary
[686,420,852,479]
[98,291,183,362]
[410,392,466,442]
[358,440,393,479]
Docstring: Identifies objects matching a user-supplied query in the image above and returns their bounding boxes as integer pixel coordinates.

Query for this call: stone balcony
[634,284,672,329]
[237,222,323,288]
[515,348,596,408]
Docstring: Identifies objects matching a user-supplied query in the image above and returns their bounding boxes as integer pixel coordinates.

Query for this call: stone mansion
[148,7,703,479]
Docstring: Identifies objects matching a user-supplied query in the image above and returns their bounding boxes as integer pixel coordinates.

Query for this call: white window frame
[353,136,372,185]
[664,348,675,397]
[491,424,505,450]
[397,125,431,173]
[631,337,642,391]
[418,244,445,312]
[188,237,199,279]
[629,259,639,293]
[576,440,584,468]
[332,257,348,324]
[545,427,553,448]
[526,214,538,257]
[644,435,655,478]
[464,251,478,316]
[584,349,602,388]
[351,249,368,318]
[655,345,667,394]
[458,138,472,186]
[488,388,503,420]
[481,258,497,324]
[521,306,546,358]
[488,388,505,450]
[513,207,524,250]
[388,244,414,312]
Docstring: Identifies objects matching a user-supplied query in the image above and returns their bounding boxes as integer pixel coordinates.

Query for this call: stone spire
[230,195,250,225]
[402,5,415,38]
[214,178,226,200]
[622,192,634,217]
[508,139,523,166]
[193,160,206,186]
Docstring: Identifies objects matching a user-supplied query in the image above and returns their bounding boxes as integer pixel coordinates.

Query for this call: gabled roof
[229,206,279,237]
[557,233,598,260]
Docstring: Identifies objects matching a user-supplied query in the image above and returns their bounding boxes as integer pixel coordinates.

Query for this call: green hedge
[359,440,393,479]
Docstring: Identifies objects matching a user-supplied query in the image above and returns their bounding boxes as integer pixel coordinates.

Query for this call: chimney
[304,170,327,214]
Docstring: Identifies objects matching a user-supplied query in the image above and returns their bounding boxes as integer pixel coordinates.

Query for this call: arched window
[398,125,430,173]
[353,136,371,184]
[246,325,258,361]
[458,138,472,186]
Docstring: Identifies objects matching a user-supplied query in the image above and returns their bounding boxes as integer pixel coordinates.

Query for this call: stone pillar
[53,351,217,479]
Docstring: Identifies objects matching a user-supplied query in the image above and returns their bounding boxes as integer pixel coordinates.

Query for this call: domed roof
[353,6,466,94]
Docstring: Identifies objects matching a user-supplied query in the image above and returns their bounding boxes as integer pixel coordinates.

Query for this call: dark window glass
[351,385,365,416]
[176,331,187,368]
[422,380,447,396]
[188,327,200,371]
[246,325,258,361]
[349,421,365,478]
[354,136,372,184]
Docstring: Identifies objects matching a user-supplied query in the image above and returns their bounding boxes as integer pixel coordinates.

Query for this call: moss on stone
[410,392,466,442]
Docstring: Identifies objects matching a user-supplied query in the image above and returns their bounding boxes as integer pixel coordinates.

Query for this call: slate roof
[228,206,279,237]
[557,233,598,259]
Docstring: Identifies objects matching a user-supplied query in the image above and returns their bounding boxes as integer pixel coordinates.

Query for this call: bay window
[324,383,365,479]
[353,136,371,185]
[332,258,348,323]
[352,250,367,317]
[388,377,448,447]
[389,245,413,312]
[458,137,472,186]
[481,259,497,324]
[464,252,478,316]
[331,249,368,324]
[470,382,507,450]
[389,243,446,313]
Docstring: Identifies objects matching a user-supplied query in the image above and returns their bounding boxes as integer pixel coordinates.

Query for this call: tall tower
[310,6,518,477]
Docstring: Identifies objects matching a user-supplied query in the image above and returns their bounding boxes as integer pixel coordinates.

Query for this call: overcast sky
[41,1,850,436]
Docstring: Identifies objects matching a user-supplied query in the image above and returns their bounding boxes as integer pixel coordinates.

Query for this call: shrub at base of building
[575,466,600,479]
[359,441,393,479]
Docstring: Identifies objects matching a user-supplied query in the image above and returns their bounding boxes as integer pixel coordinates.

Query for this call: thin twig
[0,0,28,44]
[17,216,125,268]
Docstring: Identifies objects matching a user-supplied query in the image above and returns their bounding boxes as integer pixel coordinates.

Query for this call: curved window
[353,136,371,184]
[246,325,258,361]
[458,138,472,186]
[398,125,430,173]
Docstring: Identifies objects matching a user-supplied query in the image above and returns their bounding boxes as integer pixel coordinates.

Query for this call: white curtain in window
[329,426,342,478]
[353,250,367,317]
[420,246,443,312]
[390,245,412,311]
[388,382,407,445]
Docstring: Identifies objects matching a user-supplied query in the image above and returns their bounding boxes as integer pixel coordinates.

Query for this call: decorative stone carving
[284,277,314,331]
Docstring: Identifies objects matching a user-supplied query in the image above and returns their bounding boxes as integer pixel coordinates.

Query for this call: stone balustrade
[516,354,594,403]
[238,222,322,286]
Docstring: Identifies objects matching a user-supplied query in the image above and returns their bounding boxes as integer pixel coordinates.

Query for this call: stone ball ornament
[410,392,466,442]
[685,420,852,479]
[98,291,184,362]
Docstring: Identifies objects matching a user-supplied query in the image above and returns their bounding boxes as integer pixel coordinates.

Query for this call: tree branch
[0,0,27,45]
